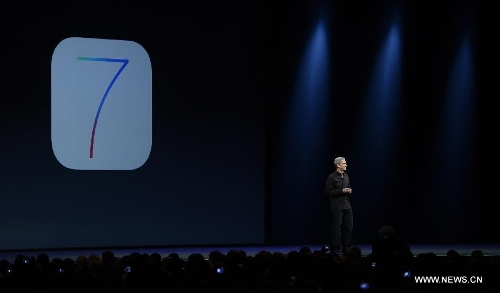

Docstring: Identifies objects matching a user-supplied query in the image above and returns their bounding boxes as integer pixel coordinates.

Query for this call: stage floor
[1,243,499,263]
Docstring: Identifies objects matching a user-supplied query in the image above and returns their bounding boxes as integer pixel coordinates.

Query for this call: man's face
[338,160,347,171]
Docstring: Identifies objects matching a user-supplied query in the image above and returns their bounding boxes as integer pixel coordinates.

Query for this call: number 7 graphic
[76,57,129,158]
[51,37,152,170]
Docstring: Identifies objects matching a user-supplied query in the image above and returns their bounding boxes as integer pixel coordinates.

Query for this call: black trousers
[330,204,353,252]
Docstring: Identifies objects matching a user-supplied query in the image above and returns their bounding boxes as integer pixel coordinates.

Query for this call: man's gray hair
[334,157,345,166]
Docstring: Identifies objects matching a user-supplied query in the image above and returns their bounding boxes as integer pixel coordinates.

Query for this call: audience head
[101,250,115,265]
[379,225,395,239]
[76,255,88,268]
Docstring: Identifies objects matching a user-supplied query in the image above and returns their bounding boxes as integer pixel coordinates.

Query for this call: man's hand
[343,188,352,193]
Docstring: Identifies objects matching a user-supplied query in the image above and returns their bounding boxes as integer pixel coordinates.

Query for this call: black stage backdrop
[266,0,498,246]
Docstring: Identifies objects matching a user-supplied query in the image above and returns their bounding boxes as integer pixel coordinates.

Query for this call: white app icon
[51,37,152,170]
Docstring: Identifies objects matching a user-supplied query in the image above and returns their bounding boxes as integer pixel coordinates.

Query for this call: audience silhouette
[0,225,498,292]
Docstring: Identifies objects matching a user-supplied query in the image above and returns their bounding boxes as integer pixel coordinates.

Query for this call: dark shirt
[325,171,351,210]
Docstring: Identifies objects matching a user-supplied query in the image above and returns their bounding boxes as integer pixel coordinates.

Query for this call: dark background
[267,0,498,246]
[1,0,498,251]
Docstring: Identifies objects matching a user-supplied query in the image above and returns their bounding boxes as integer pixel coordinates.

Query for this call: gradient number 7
[77,57,129,158]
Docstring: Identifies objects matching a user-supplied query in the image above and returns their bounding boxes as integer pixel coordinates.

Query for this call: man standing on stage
[325,156,353,255]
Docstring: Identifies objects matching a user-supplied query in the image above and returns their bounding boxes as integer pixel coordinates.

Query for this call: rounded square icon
[51,37,152,170]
